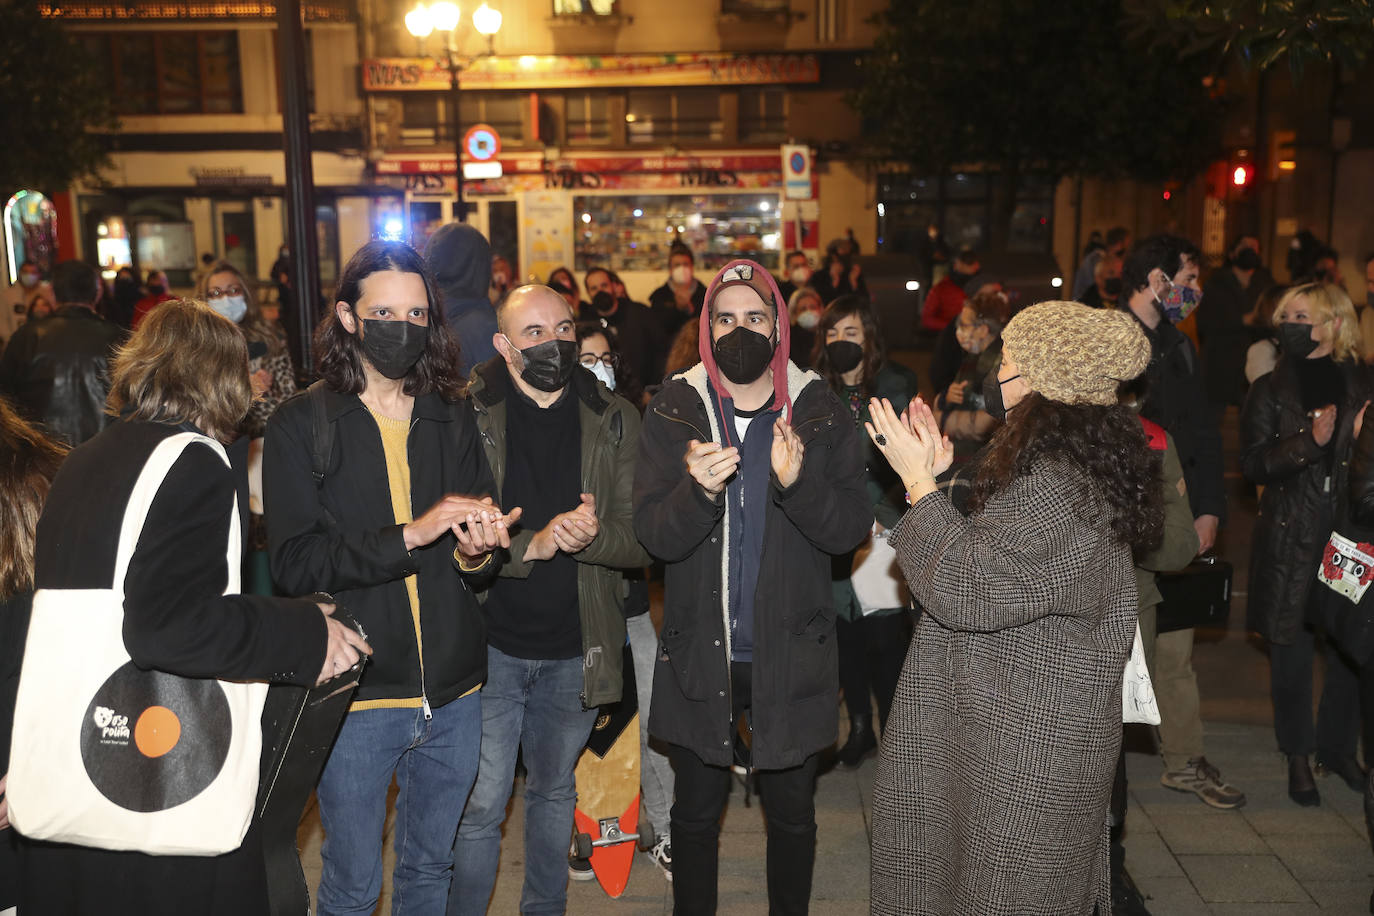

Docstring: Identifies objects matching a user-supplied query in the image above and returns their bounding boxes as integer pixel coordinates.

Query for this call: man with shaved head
[449,285,647,914]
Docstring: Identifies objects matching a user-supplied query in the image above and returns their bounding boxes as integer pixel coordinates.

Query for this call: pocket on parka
[786,606,837,700]
[659,621,710,702]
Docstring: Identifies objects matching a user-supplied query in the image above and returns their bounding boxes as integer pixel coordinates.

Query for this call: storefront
[67,150,370,296]
[372,149,819,301]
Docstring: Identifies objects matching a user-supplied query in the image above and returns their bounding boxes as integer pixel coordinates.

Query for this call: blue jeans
[316,692,481,916]
[447,646,596,916]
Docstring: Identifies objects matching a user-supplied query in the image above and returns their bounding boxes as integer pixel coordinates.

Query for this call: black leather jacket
[0,305,125,446]
[1241,355,1373,643]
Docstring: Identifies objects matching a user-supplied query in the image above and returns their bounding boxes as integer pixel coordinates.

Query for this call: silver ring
[875,434,888,447]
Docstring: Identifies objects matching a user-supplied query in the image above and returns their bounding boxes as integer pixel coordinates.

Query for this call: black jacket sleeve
[264,403,418,596]
[633,395,726,563]
[1349,420,1374,529]
[1178,337,1227,520]
[121,444,326,686]
[1240,372,1326,485]
[772,389,873,555]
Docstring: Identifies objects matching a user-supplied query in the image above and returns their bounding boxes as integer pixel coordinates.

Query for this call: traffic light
[1231,162,1254,189]
[1269,129,1297,179]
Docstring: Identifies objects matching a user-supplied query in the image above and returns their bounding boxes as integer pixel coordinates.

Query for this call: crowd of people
[1,215,1373,916]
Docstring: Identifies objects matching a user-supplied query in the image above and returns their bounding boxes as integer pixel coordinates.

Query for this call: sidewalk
[296,716,1374,914]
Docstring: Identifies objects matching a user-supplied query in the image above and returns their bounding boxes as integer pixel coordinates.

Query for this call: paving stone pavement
[295,715,1374,914]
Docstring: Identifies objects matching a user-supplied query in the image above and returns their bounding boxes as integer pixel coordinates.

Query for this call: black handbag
[1155,555,1233,633]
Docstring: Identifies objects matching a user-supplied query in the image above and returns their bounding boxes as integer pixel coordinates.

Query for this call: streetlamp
[405,1,502,222]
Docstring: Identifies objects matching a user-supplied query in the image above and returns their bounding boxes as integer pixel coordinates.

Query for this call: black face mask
[359,318,428,379]
[514,338,578,392]
[713,326,776,385]
[1278,322,1320,360]
[826,340,864,374]
[982,371,1021,422]
[1102,277,1123,298]
[591,290,617,315]
[1234,248,1262,272]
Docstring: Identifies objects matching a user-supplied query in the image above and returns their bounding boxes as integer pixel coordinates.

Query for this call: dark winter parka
[1241,355,1373,644]
[634,361,872,769]
[467,357,648,708]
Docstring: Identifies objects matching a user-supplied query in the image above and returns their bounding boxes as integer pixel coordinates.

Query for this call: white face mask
[789,267,810,286]
[211,295,248,324]
[589,360,616,391]
[797,310,820,330]
[19,271,39,288]
[671,265,693,286]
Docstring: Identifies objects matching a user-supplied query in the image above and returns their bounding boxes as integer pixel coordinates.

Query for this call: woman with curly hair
[1242,282,1372,806]
[865,301,1162,915]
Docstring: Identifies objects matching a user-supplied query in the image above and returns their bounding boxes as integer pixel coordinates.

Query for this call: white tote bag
[1121,623,1161,725]
[7,432,269,856]
[850,524,911,614]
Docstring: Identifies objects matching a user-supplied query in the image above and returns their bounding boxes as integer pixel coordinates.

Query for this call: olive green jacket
[467,357,649,707]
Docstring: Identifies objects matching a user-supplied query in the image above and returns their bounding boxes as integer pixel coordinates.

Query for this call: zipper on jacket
[407,416,433,721]
[651,405,711,441]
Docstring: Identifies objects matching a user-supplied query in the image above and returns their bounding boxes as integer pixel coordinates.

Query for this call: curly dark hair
[968,393,1163,554]
[315,240,466,401]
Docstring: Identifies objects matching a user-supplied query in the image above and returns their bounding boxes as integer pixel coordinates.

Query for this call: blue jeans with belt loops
[447,645,597,916]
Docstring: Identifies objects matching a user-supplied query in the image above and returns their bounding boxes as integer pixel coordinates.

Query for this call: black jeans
[836,611,910,731]
[1270,624,1360,758]
[668,662,820,916]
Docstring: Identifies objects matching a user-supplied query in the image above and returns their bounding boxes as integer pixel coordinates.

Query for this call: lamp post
[405,1,502,223]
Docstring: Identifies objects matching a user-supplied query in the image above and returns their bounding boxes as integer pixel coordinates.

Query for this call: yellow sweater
[350,409,426,712]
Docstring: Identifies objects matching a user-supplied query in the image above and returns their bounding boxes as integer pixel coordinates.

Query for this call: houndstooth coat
[870,461,1135,916]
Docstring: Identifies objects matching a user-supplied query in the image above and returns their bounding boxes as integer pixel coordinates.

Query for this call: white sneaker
[646,835,672,882]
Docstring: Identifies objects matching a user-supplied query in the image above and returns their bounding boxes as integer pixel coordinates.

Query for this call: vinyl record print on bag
[80,662,233,812]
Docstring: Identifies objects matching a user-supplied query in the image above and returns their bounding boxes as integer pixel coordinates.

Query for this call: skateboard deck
[573,642,640,898]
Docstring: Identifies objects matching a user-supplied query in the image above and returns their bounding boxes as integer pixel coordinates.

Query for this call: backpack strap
[307,379,332,489]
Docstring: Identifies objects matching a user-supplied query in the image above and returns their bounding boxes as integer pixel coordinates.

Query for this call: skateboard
[572,641,640,898]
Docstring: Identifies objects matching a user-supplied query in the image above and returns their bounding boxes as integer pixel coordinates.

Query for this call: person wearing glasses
[197,261,296,439]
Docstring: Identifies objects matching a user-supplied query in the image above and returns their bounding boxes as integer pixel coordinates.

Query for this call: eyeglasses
[579,353,618,369]
[206,285,247,300]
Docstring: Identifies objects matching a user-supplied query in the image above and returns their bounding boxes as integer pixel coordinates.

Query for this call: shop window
[626,90,723,145]
[877,172,1053,257]
[573,193,781,274]
[4,191,58,284]
[553,0,617,13]
[400,95,441,146]
[81,31,243,115]
[566,92,610,146]
[739,87,786,143]
[448,93,524,145]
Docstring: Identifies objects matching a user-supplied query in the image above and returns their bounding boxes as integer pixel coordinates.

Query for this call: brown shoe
[1160,756,1246,809]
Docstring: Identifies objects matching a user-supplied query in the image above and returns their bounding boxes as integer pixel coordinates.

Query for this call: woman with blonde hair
[196,259,297,438]
[1242,282,1373,807]
[0,400,65,913]
[15,299,365,914]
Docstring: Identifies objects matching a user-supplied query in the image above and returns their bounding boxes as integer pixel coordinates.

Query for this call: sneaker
[568,854,595,882]
[1160,756,1246,809]
[646,835,672,882]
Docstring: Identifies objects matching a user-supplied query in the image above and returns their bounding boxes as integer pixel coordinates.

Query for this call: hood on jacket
[425,223,492,302]
[696,259,794,421]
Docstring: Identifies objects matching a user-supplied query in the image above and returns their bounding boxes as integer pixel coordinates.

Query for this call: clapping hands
[865,397,953,503]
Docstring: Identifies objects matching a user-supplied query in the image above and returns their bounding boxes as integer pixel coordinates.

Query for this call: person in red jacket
[920,250,980,334]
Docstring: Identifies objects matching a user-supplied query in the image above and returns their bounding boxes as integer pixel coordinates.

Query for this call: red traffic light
[1232,163,1254,187]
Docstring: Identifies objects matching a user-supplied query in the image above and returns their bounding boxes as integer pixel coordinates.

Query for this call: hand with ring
[686,439,739,496]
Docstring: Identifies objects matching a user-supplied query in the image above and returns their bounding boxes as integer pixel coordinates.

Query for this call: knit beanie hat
[1000,301,1150,406]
